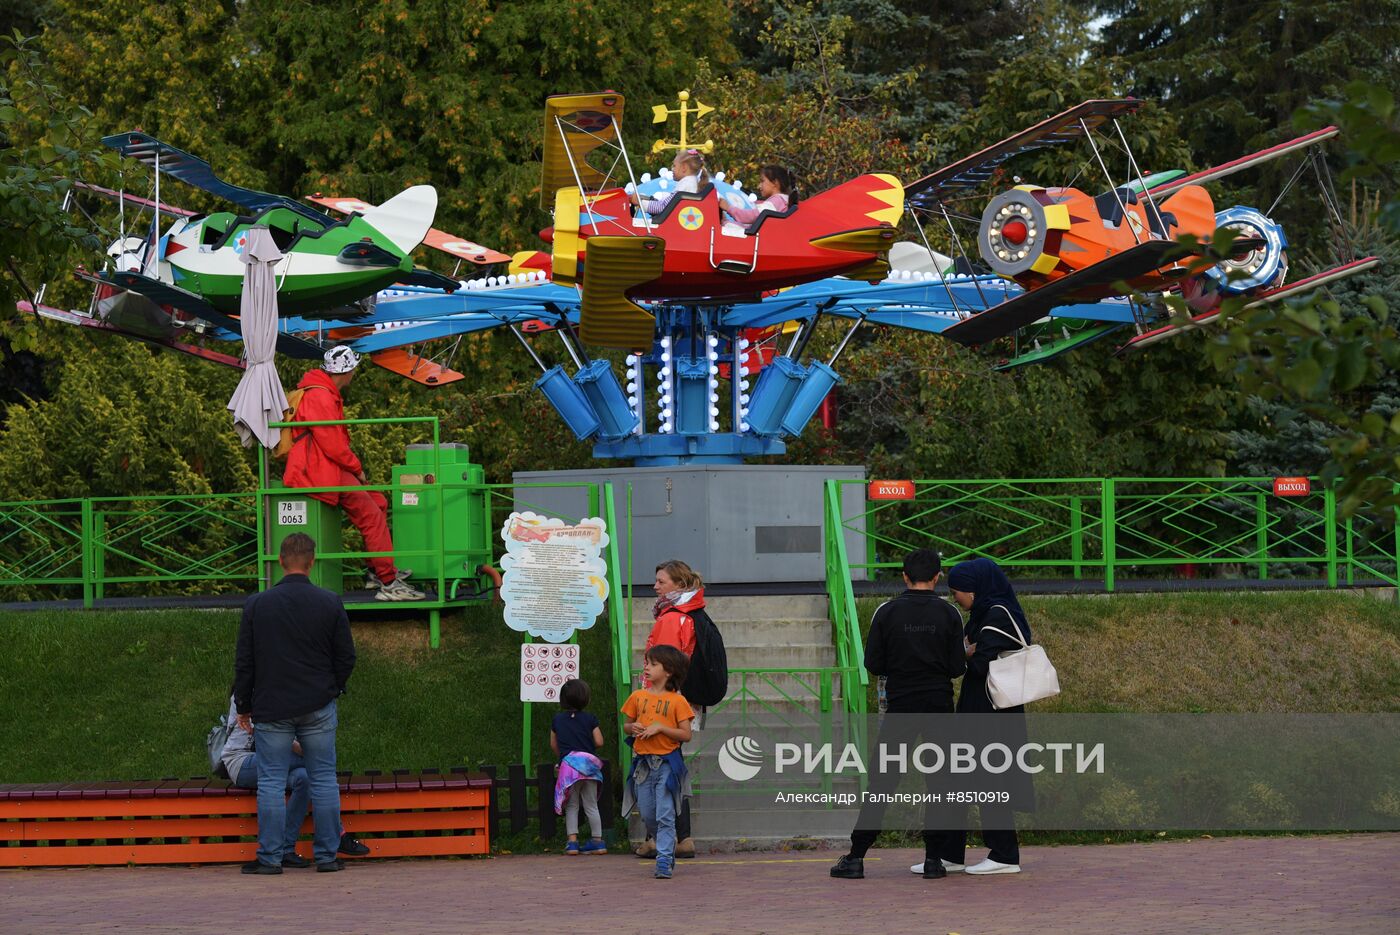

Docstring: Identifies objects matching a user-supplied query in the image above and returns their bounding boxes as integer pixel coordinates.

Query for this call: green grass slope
[855,591,1400,713]
[0,604,621,783]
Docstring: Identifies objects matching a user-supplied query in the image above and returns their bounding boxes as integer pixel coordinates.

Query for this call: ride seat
[743,200,799,236]
[1094,186,1138,228]
[648,183,716,226]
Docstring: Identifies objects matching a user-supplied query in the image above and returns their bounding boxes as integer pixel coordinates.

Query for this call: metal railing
[824,476,1399,590]
[0,493,259,605]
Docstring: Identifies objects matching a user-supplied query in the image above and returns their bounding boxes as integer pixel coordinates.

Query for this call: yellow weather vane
[651,90,714,156]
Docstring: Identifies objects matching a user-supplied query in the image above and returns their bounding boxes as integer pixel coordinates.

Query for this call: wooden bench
[0,768,492,867]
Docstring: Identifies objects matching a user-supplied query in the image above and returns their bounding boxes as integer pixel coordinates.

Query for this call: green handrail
[824,480,867,714]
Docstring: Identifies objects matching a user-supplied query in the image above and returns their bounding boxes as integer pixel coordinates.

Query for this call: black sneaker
[316,858,345,873]
[241,860,282,875]
[922,859,947,879]
[830,855,864,879]
[338,833,371,857]
[282,853,312,869]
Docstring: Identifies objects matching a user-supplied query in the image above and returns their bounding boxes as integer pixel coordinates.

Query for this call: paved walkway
[3,835,1397,934]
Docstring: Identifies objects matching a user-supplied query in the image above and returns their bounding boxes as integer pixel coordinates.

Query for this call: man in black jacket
[235,533,357,874]
[831,548,966,880]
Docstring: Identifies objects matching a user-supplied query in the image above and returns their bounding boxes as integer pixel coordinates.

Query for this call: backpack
[271,384,327,460]
[205,714,234,780]
[682,608,729,707]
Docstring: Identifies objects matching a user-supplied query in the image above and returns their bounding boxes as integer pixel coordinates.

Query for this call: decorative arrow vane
[651,90,715,155]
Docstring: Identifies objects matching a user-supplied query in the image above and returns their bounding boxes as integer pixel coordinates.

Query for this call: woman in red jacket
[645,560,704,662]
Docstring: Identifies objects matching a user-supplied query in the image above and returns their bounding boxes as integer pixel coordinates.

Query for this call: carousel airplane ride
[21,92,1378,463]
[21,131,508,383]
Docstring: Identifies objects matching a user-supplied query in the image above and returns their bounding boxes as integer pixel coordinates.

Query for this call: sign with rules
[499,511,610,643]
[520,643,580,702]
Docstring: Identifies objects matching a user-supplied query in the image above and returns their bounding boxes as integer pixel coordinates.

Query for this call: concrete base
[513,464,867,586]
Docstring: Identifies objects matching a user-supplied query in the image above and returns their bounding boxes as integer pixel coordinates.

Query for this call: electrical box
[390,443,493,592]
[265,482,344,591]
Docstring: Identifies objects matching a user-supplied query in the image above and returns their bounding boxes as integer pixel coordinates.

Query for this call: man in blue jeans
[218,694,370,867]
[234,532,358,874]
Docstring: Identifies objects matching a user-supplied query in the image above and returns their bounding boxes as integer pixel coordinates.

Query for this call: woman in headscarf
[942,557,1033,875]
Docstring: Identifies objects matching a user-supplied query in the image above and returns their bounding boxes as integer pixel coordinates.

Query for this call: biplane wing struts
[1116,255,1382,352]
[101,132,335,228]
[904,99,1144,210]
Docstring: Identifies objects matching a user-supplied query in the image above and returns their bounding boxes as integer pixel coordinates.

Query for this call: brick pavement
[3,835,1397,934]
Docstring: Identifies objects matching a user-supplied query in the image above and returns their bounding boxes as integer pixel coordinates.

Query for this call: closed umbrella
[226,226,290,448]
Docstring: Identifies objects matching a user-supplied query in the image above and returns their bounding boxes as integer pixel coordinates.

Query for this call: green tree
[1228,206,1400,477]
[1095,0,1400,237]
[0,34,111,337]
[0,333,255,499]
[1208,83,1400,515]
[732,0,1031,137]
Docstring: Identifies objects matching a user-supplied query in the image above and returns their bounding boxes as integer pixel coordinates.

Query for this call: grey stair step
[726,644,837,668]
[629,618,832,648]
[627,594,828,622]
[620,672,852,704]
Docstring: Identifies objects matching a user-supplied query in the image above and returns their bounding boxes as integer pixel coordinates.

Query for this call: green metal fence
[0,493,258,605]
[825,476,1399,590]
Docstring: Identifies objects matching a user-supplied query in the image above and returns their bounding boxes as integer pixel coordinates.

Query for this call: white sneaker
[910,860,965,874]
[365,568,412,590]
[965,858,1020,875]
[375,578,425,602]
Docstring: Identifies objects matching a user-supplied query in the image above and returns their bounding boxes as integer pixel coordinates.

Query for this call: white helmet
[322,345,361,374]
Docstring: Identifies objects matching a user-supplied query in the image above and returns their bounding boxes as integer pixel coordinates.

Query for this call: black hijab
[946,557,1030,642]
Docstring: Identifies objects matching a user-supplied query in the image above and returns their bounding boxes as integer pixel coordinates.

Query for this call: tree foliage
[0,334,255,499]
[0,34,113,347]
[1209,84,1400,514]
[39,0,736,256]
[1,2,1396,515]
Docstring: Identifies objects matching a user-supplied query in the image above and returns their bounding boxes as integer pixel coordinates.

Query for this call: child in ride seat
[633,148,712,216]
[724,164,796,226]
[551,678,608,855]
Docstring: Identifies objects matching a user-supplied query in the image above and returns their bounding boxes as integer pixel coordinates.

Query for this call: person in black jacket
[235,533,357,874]
[936,557,1033,875]
[831,548,965,880]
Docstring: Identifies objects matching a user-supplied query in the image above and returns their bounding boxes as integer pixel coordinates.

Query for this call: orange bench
[0,769,491,867]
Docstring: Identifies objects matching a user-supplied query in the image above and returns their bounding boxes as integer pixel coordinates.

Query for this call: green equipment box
[390,443,493,593]
[264,482,345,591]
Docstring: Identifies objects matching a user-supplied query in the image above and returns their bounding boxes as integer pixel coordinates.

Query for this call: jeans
[635,758,676,864]
[254,699,341,865]
[235,755,312,859]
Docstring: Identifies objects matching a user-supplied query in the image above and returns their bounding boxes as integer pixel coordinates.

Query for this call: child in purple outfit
[551,678,607,855]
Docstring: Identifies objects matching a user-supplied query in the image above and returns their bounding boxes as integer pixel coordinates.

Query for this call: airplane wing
[995,322,1128,370]
[71,180,195,219]
[1145,126,1340,199]
[18,299,247,368]
[305,195,511,266]
[101,270,326,359]
[541,91,625,208]
[102,132,335,228]
[1116,255,1382,352]
[366,349,464,386]
[940,239,1189,346]
[904,99,1143,211]
[721,274,1131,336]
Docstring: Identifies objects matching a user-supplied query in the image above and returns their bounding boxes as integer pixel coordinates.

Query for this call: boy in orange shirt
[622,645,694,879]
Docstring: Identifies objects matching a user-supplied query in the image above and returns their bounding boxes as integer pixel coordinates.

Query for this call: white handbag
[979,605,1060,709]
